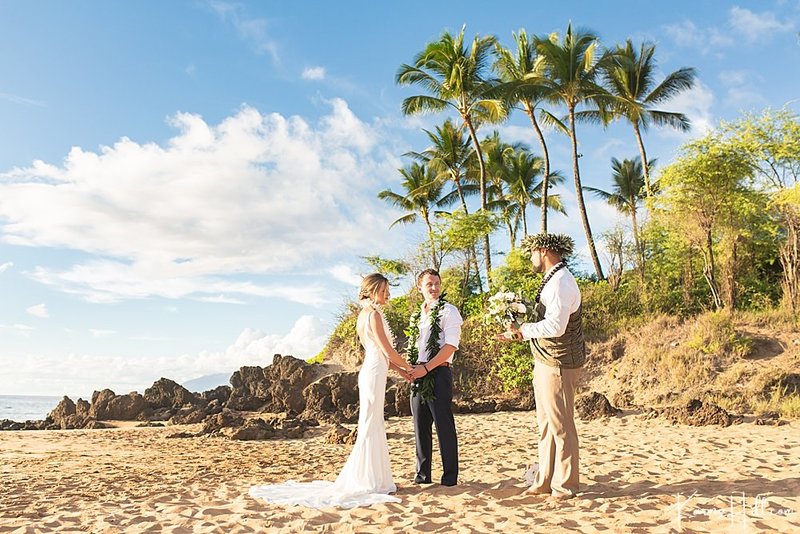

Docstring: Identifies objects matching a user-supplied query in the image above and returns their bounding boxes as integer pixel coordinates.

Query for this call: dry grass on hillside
[584,310,800,418]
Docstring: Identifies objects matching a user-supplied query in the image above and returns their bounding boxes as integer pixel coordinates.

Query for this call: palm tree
[482,131,521,248]
[396,26,506,286]
[405,119,475,213]
[503,149,566,240]
[405,119,483,289]
[534,24,613,280]
[604,40,696,197]
[583,156,650,279]
[378,162,453,270]
[494,29,556,233]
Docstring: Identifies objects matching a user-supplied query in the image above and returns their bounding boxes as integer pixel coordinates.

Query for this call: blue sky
[1,1,798,396]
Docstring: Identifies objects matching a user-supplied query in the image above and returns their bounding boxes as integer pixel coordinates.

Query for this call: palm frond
[647,109,691,132]
[644,67,697,105]
[389,213,418,228]
[539,110,570,136]
[402,95,451,116]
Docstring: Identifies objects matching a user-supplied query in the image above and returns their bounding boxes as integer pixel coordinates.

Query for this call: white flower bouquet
[485,289,529,337]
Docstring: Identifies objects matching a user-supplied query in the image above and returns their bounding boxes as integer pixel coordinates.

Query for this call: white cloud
[89,329,115,338]
[208,1,280,64]
[664,8,795,54]
[719,70,749,86]
[198,315,330,372]
[725,87,770,111]
[719,70,769,111]
[533,187,629,276]
[29,262,330,306]
[729,6,795,42]
[302,66,326,80]
[663,20,734,54]
[0,100,400,304]
[0,261,12,274]
[591,138,627,163]
[26,303,49,319]
[196,294,246,304]
[0,315,330,396]
[656,80,715,139]
[0,324,34,336]
[329,264,363,286]
[0,92,46,107]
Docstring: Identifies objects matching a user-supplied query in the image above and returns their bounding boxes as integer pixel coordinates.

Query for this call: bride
[249,273,412,509]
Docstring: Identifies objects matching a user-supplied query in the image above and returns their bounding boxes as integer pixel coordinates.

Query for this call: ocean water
[0,395,64,422]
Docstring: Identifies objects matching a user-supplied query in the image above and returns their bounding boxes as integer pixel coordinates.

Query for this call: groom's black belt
[424,362,450,368]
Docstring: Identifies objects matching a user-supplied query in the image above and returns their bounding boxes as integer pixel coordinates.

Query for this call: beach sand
[1,412,798,533]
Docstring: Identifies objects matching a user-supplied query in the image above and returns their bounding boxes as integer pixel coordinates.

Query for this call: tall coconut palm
[396,26,506,286]
[583,156,650,279]
[503,150,566,239]
[378,162,453,270]
[405,119,483,289]
[604,40,696,197]
[494,29,556,233]
[405,118,475,213]
[534,24,614,280]
[482,131,521,248]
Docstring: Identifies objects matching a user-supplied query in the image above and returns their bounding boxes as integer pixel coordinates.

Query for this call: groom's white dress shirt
[416,301,463,364]
[520,265,581,340]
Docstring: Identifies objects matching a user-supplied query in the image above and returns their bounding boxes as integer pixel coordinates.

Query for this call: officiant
[503,233,586,500]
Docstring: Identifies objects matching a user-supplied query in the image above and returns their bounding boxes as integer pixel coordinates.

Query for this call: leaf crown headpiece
[520,233,575,259]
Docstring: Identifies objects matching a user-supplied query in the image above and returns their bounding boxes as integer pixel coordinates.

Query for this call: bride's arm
[388,361,412,381]
[369,312,411,372]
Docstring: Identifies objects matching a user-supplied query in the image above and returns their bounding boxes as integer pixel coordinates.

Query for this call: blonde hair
[359,273,389,302]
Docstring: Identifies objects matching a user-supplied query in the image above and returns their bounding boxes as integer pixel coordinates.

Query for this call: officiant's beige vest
[530,302,586,369]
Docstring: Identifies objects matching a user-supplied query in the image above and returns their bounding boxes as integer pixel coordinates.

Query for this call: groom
[410,269,463,486]
[502,233,585,500]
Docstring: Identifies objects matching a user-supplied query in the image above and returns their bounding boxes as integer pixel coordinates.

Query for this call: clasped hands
[397,362,432,382]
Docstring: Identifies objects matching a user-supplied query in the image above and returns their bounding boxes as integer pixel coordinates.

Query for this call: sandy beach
[1,412,798,533]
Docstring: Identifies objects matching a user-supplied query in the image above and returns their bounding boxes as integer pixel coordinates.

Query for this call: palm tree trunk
[463,114,492,287]
[633,121,651,198]
[568,107,605,280]
[525,102,551,233]
[521,203,528,237]
[453,175,482,287]
[423,213,439,270]
[454,174,468,213]
[629,206,644,283]
[472,246,484,293]
[463,116,488,210]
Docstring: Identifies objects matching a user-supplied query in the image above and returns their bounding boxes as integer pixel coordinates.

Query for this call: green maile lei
[404,292,447,401]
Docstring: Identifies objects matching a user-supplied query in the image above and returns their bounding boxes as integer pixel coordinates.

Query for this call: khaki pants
[531,360,581,497]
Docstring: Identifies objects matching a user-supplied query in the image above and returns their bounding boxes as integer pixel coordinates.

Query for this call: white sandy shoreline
[1,411,798,533]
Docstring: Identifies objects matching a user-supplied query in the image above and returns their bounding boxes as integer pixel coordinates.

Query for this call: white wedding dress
[249,306,400,509]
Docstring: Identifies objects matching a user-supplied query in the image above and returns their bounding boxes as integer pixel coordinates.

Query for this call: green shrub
[490,248,542,303]
[686,311,752,358]
[458,318,532,394]
[580,278,645,341]
[315,304,360,364]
